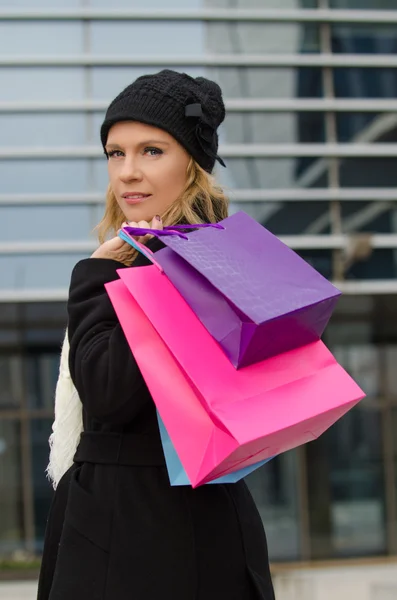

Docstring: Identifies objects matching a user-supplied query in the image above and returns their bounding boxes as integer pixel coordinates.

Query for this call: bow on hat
[185,102,226,169]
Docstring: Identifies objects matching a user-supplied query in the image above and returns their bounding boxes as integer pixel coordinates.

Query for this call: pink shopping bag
[106,268,365,488]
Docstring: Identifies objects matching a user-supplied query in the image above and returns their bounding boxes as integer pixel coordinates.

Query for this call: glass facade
[0,0,396,565]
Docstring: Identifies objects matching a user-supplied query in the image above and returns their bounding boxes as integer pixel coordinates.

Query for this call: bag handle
[122,222,224,240]
[118,229,164,272]
[118,222,224,270]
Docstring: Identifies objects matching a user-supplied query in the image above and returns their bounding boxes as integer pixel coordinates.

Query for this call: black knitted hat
[100,69,226,173]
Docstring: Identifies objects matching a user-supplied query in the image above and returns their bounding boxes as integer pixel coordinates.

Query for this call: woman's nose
[119,157,143,182]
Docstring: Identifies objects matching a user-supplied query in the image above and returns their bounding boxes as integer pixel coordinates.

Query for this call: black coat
[37,238,275,600]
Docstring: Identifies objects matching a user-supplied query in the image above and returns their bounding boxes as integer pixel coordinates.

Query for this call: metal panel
[1,143,397,159]
[1,8,397,25]
[3,279,397,303]
[1,189,397,206]
[1,54,397,67]
[2,233,397,255]
[2,99,397,113]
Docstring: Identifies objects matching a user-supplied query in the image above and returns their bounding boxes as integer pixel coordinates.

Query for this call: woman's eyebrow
[106,140,170,149]
[139,139,170,146]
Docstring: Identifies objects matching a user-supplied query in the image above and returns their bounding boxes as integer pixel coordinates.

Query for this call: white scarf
[46,330,84,489]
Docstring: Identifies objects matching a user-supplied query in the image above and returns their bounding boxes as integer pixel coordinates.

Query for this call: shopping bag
[106,267,364,488]
[157,412,272,486]
[120,211,341,369]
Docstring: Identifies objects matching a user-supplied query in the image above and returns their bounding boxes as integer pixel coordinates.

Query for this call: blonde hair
[95,158,229,265]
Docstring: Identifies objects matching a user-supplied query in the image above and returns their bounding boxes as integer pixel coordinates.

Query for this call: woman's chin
[122,206,153,223]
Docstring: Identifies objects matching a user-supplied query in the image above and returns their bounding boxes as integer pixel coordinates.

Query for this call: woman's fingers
[122,217,163,243]
[106,236,125,251]
[151,215,163,231]
[91,215,164,260]
[91,235,128,259]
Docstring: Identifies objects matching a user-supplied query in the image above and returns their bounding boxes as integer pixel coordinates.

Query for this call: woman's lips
[122,194,151,205]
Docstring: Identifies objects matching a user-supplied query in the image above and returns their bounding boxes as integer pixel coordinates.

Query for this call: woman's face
[106,121,190,222]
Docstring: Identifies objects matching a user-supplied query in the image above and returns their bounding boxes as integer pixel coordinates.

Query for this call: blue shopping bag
[157,411,272,486]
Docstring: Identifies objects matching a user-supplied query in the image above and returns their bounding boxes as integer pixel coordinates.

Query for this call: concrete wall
[273,562,397,600]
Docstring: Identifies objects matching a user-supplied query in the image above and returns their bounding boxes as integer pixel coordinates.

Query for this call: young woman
[38,69,275,600]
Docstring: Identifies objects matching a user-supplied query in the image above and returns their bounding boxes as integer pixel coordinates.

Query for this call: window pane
[91,22,205,56]
[246,451,301,561]
[327,295,397,344]
[0,0,80,5]
[385,347,397,404]
[209,0,317,7]
[334,68,397,99]
[393,409,397,547]
[26,353,59,411]
[0,303,66,348]
[92,157,109,193]
[0,23,84,55]
[0,356,23,409]
[330,0,397,11]
[337,113,397,143]
[345,249,397,281]
[0,305,20,347]
[207,23,320,54]
[340,158,397,188]
[30,419,54,553]
[264,201,331,235]
[340,202,397,235]
[298,250,333,280]
[254,200,397,238]
[0,303,67,330]
[91,0,201,6]
[211,67,323,99]
[230,201,332,239]
[0,420,24,555]
[0,160,89,194]
[0,115,87,147]
[332,24,397,54]
[0,68,85,102]
[0,255,87,291]
[0,206,97,243]
[223,113,325,144]
[307,346,387,558]
[217,158,326,189]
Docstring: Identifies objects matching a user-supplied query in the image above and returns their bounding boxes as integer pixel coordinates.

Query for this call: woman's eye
[107,150,124,158]
[144,147,163,156]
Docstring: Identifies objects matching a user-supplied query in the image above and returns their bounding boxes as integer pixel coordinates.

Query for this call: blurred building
[0,0,396,572]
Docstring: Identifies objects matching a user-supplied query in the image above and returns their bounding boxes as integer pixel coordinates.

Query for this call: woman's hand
[90,215,163,260]
[121,215,163,246]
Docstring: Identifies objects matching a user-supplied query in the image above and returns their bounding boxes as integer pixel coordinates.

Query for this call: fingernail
[155,215,162,221]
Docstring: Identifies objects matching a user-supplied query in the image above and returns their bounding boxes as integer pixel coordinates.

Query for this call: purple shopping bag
[122,211,340,369]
